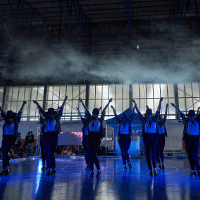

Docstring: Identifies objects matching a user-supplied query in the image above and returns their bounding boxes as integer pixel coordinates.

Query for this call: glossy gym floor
[0,156,200,200]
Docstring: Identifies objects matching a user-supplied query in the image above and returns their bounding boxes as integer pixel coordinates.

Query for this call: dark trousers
[2,135,16,169]
[118,134,131,165]
[88,132,101,171]
[42,132,58,169]
[185,135,200,171]
[144,133,158,171]
[40,135,46,166]
[156,134,165,163]
[82,135,90,165]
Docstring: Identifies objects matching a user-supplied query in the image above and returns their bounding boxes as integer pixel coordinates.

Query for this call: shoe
[128,163,132,170]
[192,171,197,176]
[89,171,94,177]
[158,165,162,169]
[0,170,5,175]
[85,165,90,170]
[154,171,158,177]
[161,164,165,169]
[41,166,46,170]
[123,166,127,170]
[50,169,56,175]
[46,171,51,176]
[149,171,153,176]
[96,170,101,177]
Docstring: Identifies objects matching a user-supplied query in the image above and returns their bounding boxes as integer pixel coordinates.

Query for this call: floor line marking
[106,164,123,190]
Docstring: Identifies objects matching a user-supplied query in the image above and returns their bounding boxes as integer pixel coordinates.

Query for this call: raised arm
[157,97,163,113]
[102,98,113,113]
[60,96,68,110]
[79,98,89,113]
[33,100,45,117]
[163,103,168,121]
[132,99,141,114]
[76,107,83,119]
[111,105,118,118]
[170,103,183,115]
[0,106,5,113]
[19,101,27,113]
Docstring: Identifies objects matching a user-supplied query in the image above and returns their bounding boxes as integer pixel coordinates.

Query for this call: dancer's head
[6,110,14,120]
[187,110,195,119]
[146,109,152,119]
[92,108,99,119]
[121,113,127,124]
[48,108,55,118]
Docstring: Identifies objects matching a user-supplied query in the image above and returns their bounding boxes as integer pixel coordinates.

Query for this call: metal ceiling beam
[55,0,90,38]
[0,0,53,40]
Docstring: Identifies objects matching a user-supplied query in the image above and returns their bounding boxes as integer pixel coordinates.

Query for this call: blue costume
[137,109,159,173]
[0,110,22,175]
[116,113,133,169]
[180,110,200,173]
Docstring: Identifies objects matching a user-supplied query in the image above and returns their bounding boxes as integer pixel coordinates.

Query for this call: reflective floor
[0,156,200,200]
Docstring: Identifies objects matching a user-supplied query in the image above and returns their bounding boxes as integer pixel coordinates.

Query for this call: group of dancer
[0,95,200,177]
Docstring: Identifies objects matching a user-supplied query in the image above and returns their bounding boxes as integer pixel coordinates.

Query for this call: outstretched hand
[23,101,27,105]
[109,98,113,103]
[166,103,169,108]
[111,105,114,109]
[33,100,37,104]
[160,97,163,101]
[171,103,175,107]
[79,98,82,102]
[132,99,136,104]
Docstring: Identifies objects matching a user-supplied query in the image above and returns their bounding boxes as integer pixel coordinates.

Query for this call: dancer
[33,96,67,175]
[79,98,112,177]
[171,103,200,176]
[111,105,135,170]
[156,103,168,169]
[39,111,46,170]
[77,107,90,169]
[0,101,26,175]
[132,97,163,176]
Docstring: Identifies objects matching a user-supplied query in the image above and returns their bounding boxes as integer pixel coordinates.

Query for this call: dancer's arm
[79,98,89,114]
[132,99,143,121]
[102,98,113,113]
[19,101,27,113]
[77,107,83,119]
[33,101,45,117]
[58,96,68,118]
[100,98,112,121]
[129,105,136,122]
[171,103,186,122]
[17,101,27,122]
[111,105,119,122]
[163,103,168,122]
[157,97,163,113]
